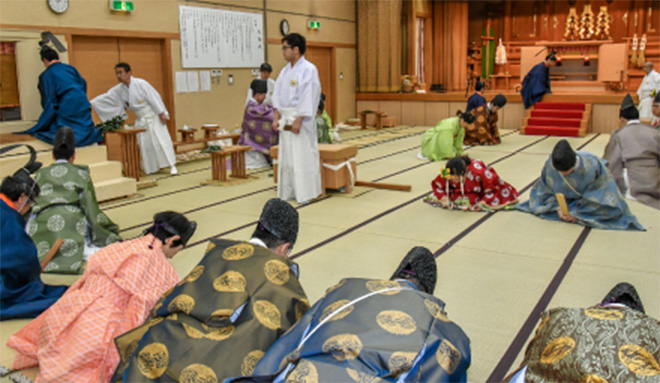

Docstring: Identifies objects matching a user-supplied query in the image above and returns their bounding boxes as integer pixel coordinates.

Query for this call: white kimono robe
[637,69,660,119]
[273,56,322,203]
[246,77,276,106]
[91,76,176,175]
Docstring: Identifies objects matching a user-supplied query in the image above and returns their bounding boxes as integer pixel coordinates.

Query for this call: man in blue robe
[521,52,556,109]
[0,145,68,321]
[17,45,102,147]
[466,77,487,113]
[517,140,645,231]
[228,247,471,383]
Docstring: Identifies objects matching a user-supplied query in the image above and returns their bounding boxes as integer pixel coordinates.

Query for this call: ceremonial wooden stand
[201,125,222,140]
[177,128,197,143]
[105,129,146,181]
[210,145,252,182]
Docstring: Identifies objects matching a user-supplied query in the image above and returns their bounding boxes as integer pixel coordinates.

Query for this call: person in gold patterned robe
[227,247,471,383]
[464,94,507,146]
[506,282,660,383]
[112,199,308,382]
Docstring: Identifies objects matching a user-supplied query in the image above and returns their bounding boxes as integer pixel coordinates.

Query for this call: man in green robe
[28,127,120,274]
[421,112,474,161]
[228,247,471,382]
[112,198,309,382]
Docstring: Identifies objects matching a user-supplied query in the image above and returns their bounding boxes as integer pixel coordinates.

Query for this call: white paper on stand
[187,71,200,92]
[200,71,211,91]
[175,72,188,93]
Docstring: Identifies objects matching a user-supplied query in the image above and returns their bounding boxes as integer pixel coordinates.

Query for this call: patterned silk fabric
[517,152,645,230]
[465,105,501,146]
[29,162,120,274]
[112,239,308,382]
[513,306,660,382]
[232,278,471,382]
[238,99,277,159]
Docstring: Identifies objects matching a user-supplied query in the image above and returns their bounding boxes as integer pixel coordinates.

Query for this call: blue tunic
[0,199,68,320]
[517,152,645,231]
[521,62,550,109]
[17,62,102,147]
[466,93,486,113]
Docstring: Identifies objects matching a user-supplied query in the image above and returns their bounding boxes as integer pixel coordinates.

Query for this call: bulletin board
[179,5,264,68]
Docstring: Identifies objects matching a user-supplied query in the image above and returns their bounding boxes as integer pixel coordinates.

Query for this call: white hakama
[637,70,660,119]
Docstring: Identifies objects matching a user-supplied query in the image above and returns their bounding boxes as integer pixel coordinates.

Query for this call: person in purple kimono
[238,79,278,169]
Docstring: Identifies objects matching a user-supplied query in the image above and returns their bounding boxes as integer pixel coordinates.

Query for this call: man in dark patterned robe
[111,199,309,382]
[507,283,660,383]
[228,247,471,383]
[465,94,507,146]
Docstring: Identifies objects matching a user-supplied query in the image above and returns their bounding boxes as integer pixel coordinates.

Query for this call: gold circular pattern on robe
[137,343,170,379]
[210,309,235,321]
[183,323,205,339]
[319,300,354,322]
[581,375,609,383]
[213,270,247,292]
[322,334,363,361]
[185,265,205,283]
[346,367,384,383]
[167,313,179,321]
[264,259,290,285]
[205,242,216,254]
[241,350,265,376]
[540,336,576,364]
[222,243,255,260]
[254,300,282,330]
[376,310,417,335]
[168,294,196,314]
[477,115,486,123]
[584,308,624,321]
[436,339,462,374]
[618,344,660,376]
[388,352,417,376]
[286,360,318,383]
[365,280,401,295]
[295,299,310,321]
[325,279,346,294]
[204,325,235,341]
[424,299,450,322]
[152,302,163,315]
[179,363,218,383]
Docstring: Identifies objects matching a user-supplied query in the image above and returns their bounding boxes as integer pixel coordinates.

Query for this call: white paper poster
[175,71,188,93]
[200,70,211,92]
[187,71,200,92]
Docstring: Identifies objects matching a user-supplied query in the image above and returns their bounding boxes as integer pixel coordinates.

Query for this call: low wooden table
[201,125,222,140]
[177,128,197,143]
[210,145,252,182]
[359,110,385,130]
[105,129,146,181]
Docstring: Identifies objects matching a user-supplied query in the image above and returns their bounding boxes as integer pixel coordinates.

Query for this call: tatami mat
[2,127,658,383]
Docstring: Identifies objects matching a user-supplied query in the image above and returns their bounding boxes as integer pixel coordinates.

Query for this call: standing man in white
[637,61,660,120]
[246,63,276,106]
[91,63,178,175]
[272,33,322,204]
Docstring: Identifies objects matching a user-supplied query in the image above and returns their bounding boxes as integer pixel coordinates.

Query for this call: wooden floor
[1,126,658,382]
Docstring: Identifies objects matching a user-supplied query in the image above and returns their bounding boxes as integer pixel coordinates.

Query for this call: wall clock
[48,0,69,14]
[280,19,290,36]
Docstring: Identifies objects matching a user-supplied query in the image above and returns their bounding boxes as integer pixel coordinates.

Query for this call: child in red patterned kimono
[425,156,519,212]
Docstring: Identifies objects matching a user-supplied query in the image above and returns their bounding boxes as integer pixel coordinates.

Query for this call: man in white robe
[637,61,660,120]
[272,33,322,204]
[90,63,177,175]
[246,63,276,106]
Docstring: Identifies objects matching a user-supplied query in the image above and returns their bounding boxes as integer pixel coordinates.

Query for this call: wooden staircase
[0,140,136,202]
[520,102,592,137]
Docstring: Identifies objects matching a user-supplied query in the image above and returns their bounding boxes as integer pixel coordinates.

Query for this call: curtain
[357,0,402,92]
[433,1,468,91]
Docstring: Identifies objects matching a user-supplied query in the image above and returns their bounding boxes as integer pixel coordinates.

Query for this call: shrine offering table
[105,129,146,181]
[270,144,358,193]
[210,145,252,182]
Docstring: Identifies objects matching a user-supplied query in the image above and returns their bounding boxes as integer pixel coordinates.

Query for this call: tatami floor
[1,126,658,382]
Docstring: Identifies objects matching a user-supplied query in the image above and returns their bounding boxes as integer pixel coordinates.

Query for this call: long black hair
[446,156,472,176]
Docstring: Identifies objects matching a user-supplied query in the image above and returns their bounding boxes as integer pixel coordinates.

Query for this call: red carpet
[521,102,590,137]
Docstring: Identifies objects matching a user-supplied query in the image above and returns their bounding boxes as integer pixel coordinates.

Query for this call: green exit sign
[110,1,134,12]
[307,20,321,29]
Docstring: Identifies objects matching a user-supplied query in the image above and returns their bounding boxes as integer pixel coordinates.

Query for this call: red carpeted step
[527,117,582,127]
[531,110,583,119]
[524,126,580,137]
[534,102,586,111]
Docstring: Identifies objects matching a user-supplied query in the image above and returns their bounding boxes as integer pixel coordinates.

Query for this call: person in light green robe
[27,127,120,274]
[421,112,474,161]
